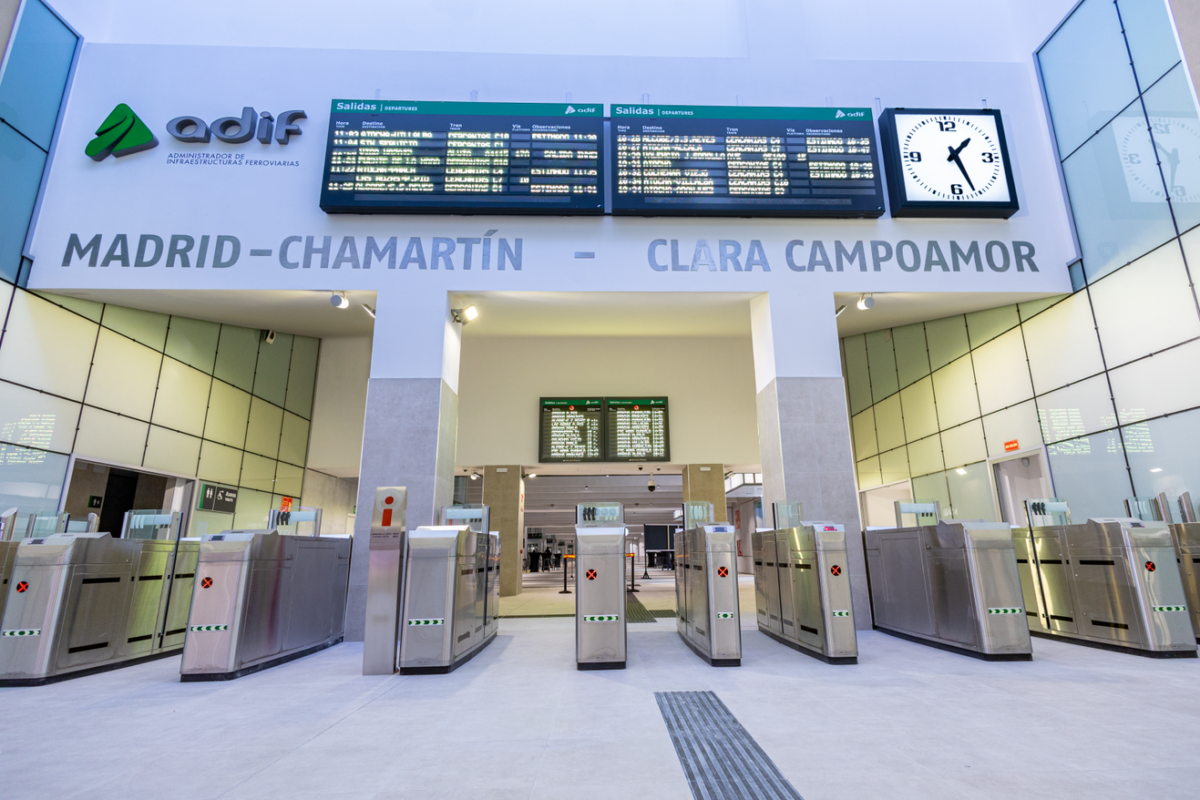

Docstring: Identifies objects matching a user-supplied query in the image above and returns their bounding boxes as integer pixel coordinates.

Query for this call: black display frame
[538,397,606,464]
[604,397,671,463]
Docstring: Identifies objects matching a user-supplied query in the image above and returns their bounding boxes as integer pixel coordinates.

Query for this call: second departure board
[321,100,605,215]
[610,104,884,217]
[605,398,670,462]
[540,398,604,463]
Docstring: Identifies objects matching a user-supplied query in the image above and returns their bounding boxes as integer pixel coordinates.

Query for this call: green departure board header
[330,99,603,117]
[611,105,872,121]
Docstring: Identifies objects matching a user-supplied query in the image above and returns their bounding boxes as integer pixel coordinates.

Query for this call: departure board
[320,100,605,215]
[610,105,884,217]
[606,398,670,462]
[540,398,604,463]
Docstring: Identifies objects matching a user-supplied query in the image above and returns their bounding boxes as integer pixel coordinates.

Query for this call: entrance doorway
[859,480,913,528]
[992,451,1052,526]
[63,459,194,537]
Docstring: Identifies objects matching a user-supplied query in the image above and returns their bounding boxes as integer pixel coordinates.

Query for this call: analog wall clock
[879,108,1019,218]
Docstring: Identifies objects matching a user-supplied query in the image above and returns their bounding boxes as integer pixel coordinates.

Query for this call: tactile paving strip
[656,691,804,800]
[625,592,657,623]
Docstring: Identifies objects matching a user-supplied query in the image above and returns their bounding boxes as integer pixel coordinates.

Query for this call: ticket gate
[752,523,858,664]
[675,523,741,666]
[865,519,1032,660]
[0,531,200,685]
[1012,500,1195,658]
[397,524,498,674]
[1170,521,1200,644]
[1,508,18,628]
[180,528,351,681]
[575,502,627,670]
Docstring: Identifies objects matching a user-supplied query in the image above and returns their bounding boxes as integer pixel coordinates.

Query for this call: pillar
[750,291,871,629]
[1169,0,1200,104]
[682,464,727,522]
[482,465,525,597]
[345,289,461,641]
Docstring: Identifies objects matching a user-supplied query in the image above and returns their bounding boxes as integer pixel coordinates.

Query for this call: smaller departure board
[610,104,884,217]
[321,100,605,215]
[606,398,670,462]
[540,398,604,463]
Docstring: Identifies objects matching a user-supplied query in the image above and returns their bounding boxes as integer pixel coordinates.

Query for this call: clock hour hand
[947,138,975,191]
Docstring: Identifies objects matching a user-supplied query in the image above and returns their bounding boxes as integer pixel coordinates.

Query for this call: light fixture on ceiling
[835,304,847,317]
[331,291,350,309]
[362,303,376,319]
[451,304,479,325]
[526,473,537,479]
[469,472,480,481]
[856,293,875,311]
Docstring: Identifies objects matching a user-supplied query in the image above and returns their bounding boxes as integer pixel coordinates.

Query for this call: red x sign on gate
[200,577,214,588]
[15,581,29,593]
[1145,561,1156,572]
[717,566,729,578]
[585,569,597,580]
[830,565,842,576]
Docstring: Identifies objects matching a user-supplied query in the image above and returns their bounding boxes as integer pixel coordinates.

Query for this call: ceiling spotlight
[856,293,875,311]
[526,473,537,479]
[451,304,479,325]
[331,291,350,309]
[362,303,376,319]
[835,304,847,317]
[469,472,480,481]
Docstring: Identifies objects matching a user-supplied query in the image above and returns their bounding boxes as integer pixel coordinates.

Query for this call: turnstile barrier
[675,523,741,666]
[866,520,1032,660]
[575,503,627,670]
[1170,522,1200,644]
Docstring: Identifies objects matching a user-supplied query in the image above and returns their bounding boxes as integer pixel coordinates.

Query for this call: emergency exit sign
[1004,439,1019,452]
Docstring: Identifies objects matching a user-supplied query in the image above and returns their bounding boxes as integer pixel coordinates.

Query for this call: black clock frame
[879,108,1020,219]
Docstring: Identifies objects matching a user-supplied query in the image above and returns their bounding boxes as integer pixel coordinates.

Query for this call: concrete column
[682,464,727,522]
[750,291,871,629]
[344,290,461,641]
[482,465,525,597]
[1169,1,1200,104]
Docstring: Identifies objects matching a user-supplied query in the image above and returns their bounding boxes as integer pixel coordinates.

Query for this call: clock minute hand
[947,138,976,192]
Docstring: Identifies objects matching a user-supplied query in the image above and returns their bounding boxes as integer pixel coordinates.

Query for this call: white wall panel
[851,408,878,459]
[240,452,276,492]
[85,329,161,420]
[73,406,148,466]
[971,329,1033,415]
[1088,242,1200,367]
[1109,339,1200,424]
[900,377,938,442]
[1036,375,1115,443]
[932,356,980,429]
[274,462,304,497]
[857,455,882,490]
[941,419,987,469]
[197,440,241,485]
[982,400,1042,458]
[873,394,906,453]
[245,397,283,458]
[0,290,97,400]
[908,434,944,477]
[879,447,909,484]
[1023,292,1105,394]
[203,380,250,449]
[151,357,211,437]
[0,381,81,454]
[279,412,310,467]
[143,426,201,476]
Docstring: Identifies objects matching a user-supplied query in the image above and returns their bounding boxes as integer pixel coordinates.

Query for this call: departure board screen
[540,398,605,463]
[320,100,605,215]
[605,398,670,462]
[610,105,884,218]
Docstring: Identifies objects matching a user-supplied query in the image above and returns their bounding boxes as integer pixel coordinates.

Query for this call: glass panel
[892,323,929,389]
[85,329,161,420]
[908,434,944,477]
[941,419,987,470]
[253,332,292,406]
[971,329,1034,416]
[279,412,310,466]
[124,510,178,541]
[0,290,97,400]
[911,471,951,516]
[1047,430,1132,518]
[965,305,1019,348]
[197,440,241,485]
[946,461,996,521]
[879,447,909,485]
[274,462,304,497]
[151,358,211,438]
[189,508,233,538]
[874,394,905,452]
[1021,292,1106,394]
[143,426,200,477]
[1109,338,1200,423]
[931,355,979,429]
[865,330,898,402]
[203,380,251,449]
[239,453,276,492]
[33,291,103,321]
[0,442,67,518]
[1062,104,1178,283]
[857,456,882,490]
[73,406,148,466]
[1123,410,1200,499]
[1037,0,1139,156]
[900,376,938,442]
[165,316,220,373]
[1119,0,1182,88]
[232,488,273,530]
[1018,295,1066,321]
[244,397,283,458]
[0,122,47,283]
[842,334,872,415]
[285,336,320,419]
[213,325,259,392]
[1089,240,1200,367]
[1140,64,1200,235]
[982,400,1043,459]
[1037,374,1117,443]
[0,380,80,453]
[100,305,169,351]
[851,408,877,460]
[924,316,969,371]
[0,0,76,149]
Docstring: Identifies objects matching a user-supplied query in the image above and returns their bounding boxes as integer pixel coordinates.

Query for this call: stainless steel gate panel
[1011,531,1048,634]
[675,525,741,666]
[1170,522,1200,642]
[576,526,627,669]
[123,542,172,657]
[399,526,460,671]
[1030,529,1078,634]
[877,529,935,637]
[161,541,198,650]
[750,531,769,631]
[0,541,20,634]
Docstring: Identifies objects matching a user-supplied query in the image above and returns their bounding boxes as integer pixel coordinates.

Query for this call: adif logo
[165,107,306,145]
[85,104,159,160]
[566,105,576,114]
[835,110,845,119]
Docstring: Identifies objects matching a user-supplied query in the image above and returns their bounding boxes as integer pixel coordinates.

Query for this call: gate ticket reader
[364,488,407,675]
[575,502,627,670]
[676,523,741,666]
[180,528,351,681]
[866,520,1032,660]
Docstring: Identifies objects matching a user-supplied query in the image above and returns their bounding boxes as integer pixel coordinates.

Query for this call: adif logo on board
[85,104,159,160]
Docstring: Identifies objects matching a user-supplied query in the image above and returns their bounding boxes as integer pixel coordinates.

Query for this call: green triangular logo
[86,103,158,161]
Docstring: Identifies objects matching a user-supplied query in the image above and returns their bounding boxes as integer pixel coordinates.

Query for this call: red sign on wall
[1004,440,1020,452]
[280,496,293,512]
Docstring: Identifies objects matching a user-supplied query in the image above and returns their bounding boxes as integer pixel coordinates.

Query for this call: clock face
[1113,115,1200,204]
[895,113,1011,203]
